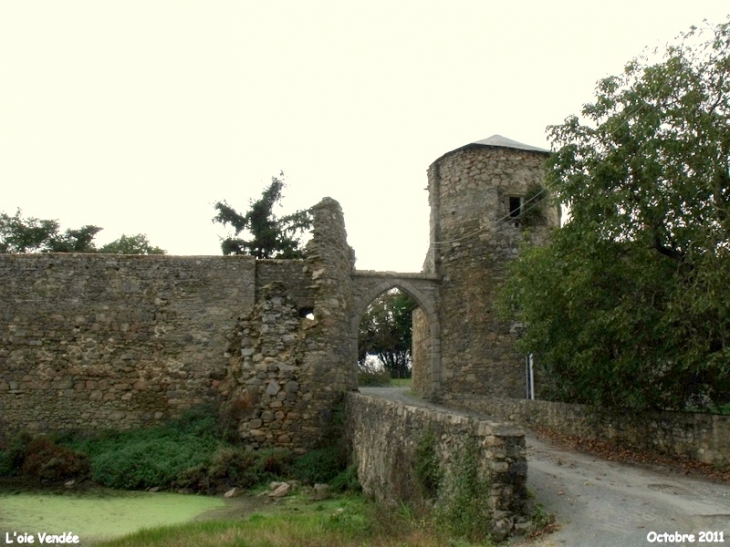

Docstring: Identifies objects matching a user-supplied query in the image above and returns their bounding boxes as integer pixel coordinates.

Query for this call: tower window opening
[509,196,523,226]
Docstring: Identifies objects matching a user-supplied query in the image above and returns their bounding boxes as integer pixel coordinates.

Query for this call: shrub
[0,433,89,482]
[90,436,216,489]
[291,445,347,485]
[414,428,442,500]
[329,465,361,492]
[20,437,90,482]
[173,446,297,492]
[0,431,33,476]
[64,407,223,490]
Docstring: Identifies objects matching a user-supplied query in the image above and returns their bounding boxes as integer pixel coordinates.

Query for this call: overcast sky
[1,2,728,271]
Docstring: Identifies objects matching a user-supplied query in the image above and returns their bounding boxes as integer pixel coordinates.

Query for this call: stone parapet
[345,391,529,541]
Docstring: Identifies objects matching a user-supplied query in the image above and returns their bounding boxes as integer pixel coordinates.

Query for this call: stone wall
[350,271,440,399]
[424,144,557,399]
[220,198,358,452]
[255,260,313,312]
[346,391,529,541]
[0,253,256,432]
[220,283,322,453]
[0,197,356,446]
[411,307,431,396]
[446,394,730,468]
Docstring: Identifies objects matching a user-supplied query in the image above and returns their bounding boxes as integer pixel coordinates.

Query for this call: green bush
[16,405,361,494]
[0,432,33,476]
[177,447,295,491]
[64,407,223,490]
[291,445,347,485]
[20,437,90,482]
[329,465,361,492]
[414,428,442,500]
[90,436,215,489]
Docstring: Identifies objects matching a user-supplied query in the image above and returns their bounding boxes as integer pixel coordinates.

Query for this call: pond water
[0,490,225,545]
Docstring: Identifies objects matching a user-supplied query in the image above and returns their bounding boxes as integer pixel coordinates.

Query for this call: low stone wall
[444,394,730,468]
[345,391,529,541]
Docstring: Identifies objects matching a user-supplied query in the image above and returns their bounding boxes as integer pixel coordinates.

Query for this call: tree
[358,289,417,379]
[0,210,60,253]
[98,234,166,255]
[212,174,312,259]
[0,209,165,255]
[501,18,730,411]
[0,209,101,253]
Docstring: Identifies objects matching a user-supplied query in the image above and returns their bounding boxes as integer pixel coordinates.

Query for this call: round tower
[424,135,559,400]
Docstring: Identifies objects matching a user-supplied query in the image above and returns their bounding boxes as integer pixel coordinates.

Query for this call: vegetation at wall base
[500,18,730,412]
[414,428,442,500]
[0,405,358,495]
[436,435,492,543]
[92,493,492,547]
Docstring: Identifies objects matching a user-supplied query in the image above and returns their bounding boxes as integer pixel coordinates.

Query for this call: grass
[390,378,412,388]
[94,493,483,547]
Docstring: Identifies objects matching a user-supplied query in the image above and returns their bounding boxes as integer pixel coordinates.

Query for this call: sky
[1,2,728,272]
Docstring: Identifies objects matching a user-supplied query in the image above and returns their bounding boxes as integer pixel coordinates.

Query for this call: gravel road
[359,387,730,547]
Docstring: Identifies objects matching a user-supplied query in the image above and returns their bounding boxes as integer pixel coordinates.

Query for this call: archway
[350,277,441,400]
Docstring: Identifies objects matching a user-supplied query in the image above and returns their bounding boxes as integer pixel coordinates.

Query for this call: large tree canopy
[501,19,730,411]
[212,174,312,259]
[0,210,165,254]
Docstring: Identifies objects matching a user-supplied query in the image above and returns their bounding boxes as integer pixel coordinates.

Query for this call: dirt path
[359,387,730,547]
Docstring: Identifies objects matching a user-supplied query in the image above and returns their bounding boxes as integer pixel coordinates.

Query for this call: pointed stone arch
[351,273,441,400]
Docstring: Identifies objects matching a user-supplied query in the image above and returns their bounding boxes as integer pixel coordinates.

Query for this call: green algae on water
[0,491,224,543]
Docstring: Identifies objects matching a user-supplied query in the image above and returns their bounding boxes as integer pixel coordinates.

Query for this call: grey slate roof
[431,134,550,167]
[471,134,550,153]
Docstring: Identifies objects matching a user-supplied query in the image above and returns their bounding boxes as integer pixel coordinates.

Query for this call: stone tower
[419,135,559,401]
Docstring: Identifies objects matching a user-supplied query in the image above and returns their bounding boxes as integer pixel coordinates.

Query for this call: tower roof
[471,134,550,153]
[431,134,550,166]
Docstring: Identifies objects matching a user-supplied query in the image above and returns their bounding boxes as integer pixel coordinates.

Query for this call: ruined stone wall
[427,146,556,399]
[220,198,358,452]
[0,254,256,432]
[346,391,529,541]
[447,394,730,469]
[255,260,313,312]
[220,283,318,453]
[299,198,359,411]
[0,198,356,443]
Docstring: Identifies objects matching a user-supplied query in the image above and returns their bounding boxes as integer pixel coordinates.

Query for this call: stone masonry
[0,136,560,438]
[0,198,358,452]
[420,137,559,400]
[346,391,529,542]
